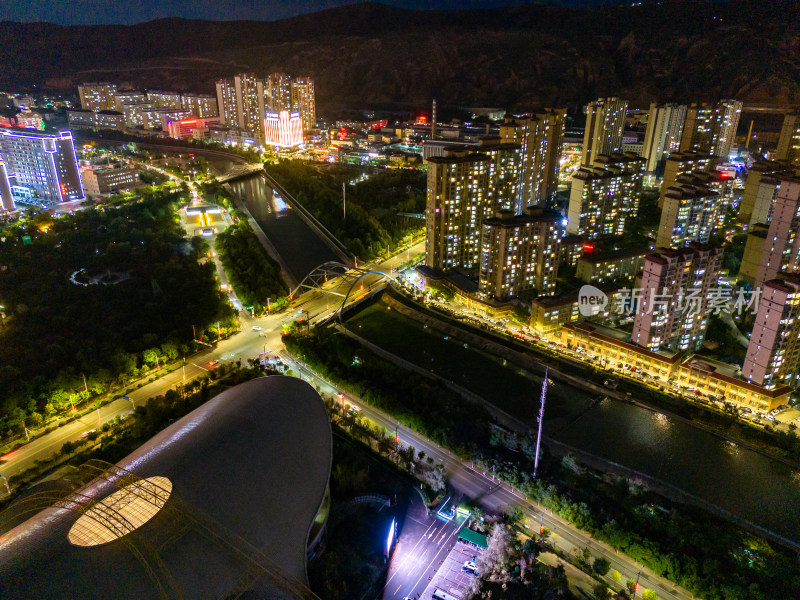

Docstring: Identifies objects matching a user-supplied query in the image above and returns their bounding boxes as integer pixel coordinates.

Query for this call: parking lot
[418,539,483,600]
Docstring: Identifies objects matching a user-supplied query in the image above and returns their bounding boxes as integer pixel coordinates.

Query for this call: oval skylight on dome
[68,476,172,547]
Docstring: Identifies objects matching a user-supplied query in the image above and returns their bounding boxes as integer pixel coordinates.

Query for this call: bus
[432,589,461,600]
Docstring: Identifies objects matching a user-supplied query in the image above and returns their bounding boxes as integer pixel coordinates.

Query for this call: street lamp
[632,565,644,599]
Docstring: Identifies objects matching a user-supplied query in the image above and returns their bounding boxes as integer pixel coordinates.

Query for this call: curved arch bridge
[289,261,395,299]
[288,261,396,322]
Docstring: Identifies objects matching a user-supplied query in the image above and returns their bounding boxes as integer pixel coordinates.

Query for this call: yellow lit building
[478,207,561,301]
[290,77,316,131]
[78,82,118,112]
[775,113,800,164]
[561,322,791,410]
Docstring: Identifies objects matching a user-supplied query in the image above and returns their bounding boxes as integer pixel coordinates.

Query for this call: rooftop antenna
[533,368,549,478]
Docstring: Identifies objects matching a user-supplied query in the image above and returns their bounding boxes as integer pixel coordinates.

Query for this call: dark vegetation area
[215,221,288,313]
[0,189,234,436]
[266,160,424,262]
[284,325,800,600]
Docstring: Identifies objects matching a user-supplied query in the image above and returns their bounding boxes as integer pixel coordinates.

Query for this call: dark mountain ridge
[2,1,797,112]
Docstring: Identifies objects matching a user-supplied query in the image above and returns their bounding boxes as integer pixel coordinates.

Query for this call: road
[0,243,422,482]
[288,358,694,600]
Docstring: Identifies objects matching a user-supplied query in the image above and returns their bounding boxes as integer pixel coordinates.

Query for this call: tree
[508,507,524,525]
[610,569,622,583]
[477,523,515,578]
[626,579,637,595]
[642,590,658,600]
[593,583,612,600]
[142,348,160,366]
[522,539,538,557]
[593,557,611,576]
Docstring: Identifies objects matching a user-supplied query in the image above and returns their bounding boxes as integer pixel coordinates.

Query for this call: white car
[252,326,262,331]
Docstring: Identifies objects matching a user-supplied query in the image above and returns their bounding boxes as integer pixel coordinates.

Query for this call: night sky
[0,0,633,26]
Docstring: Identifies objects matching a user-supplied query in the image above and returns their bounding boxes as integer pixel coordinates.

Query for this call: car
[337,392,345,400]
[80,429,97,438]
[252,326,262,331]
[208,359,220,367]
[461,565,480,576]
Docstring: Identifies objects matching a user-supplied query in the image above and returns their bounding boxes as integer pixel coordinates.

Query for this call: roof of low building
[0,376,332,600]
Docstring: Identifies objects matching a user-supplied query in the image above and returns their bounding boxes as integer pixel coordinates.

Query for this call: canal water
[550,398,800,540]
[207,157,339,284]
[348,299,800,542]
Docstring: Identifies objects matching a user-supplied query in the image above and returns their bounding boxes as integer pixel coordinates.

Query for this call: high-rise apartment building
[267,73,293,112]
[216,72,314,143]
[738,161,792,226]
[753,177,800,291]
[499,109,566,208]
[679,100,742,158]
[641,102,687,172]
[632,242,722,352]
[78,82,118,112]
[581,97,628,166]
[146,91,182,109]
[776,113,800,164]
[656,182,721,248]
[216,73,268,139]
[181,94,219,118]
[566,153,643,239]
[478,207,561,301]
[659,150,713,206]
[744,274,800,389]
[290,78,316,130]
[738,223,769,285]
[474,138,521,215]
[0,130,83,207]
[591,152,646,217]
[426,151,490,276]
[743,273,800,389]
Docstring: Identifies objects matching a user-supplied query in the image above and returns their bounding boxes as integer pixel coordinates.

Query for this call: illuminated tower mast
[533,368,548,478]
[431,99,437,140]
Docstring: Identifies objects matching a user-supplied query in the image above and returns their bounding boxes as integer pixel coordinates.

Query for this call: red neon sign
[583,243,594,253]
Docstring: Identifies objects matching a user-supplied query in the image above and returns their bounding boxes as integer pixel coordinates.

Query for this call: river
[207,158,339,284]
[346,299,800,543]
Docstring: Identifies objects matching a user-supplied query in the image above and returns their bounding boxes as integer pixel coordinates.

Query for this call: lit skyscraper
[641,102,686,172]
[267,72,293,112]
[753,177,800,291]
[426,150,490,276]
[581,97,628,167]
[776,113,800,164]
[0,129,84,207]
[656,182,721,248]
[632,242,722,352]
[499,109,566,208]
[743,273,800,389]
[566,152,643,239]
[478,207,561,301]
[679,100,742,158]
[290,77,316,131]
[215,73,268,139]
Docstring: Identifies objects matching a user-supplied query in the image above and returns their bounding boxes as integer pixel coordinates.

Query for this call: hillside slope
[1,1,797,111]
